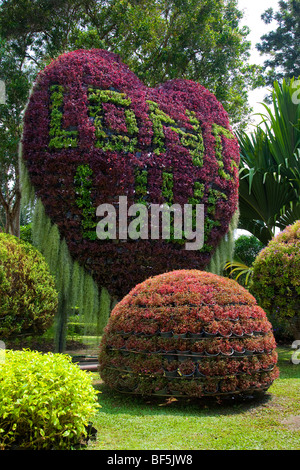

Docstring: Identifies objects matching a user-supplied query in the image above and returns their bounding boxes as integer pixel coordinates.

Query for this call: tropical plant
[224,236,265,287]
[238,78,300,244]
[224,260,253,287]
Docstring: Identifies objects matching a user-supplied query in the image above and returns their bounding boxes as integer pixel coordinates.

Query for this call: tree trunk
[5,202,21,238]
[0,181,21,238]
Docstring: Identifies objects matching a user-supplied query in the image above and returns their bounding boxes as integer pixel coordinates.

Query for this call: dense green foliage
[251,221,300,339]
[0,38,31,236]
[0,0,263,237]
[20,223,32,244]
[0,349,100,449]
[234,235,264,267]
[224,235,265,287]
[257,0,300,86]
[0,0,261,126]
[0,233,58,339]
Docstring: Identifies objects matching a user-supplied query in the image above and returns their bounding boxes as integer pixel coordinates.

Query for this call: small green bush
[234,235,264,267]
[0,349,100,449]
[20,223,32,244]
[251,221,300,338]
[0,233,58,339]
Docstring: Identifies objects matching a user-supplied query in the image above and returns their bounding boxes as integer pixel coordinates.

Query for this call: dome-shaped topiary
[99,270,279,398]
[251,221,300,339]
[0,233,58,339]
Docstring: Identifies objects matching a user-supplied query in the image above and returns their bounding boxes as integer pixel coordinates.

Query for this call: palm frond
[224,260,253,286]
[238,78,300,243]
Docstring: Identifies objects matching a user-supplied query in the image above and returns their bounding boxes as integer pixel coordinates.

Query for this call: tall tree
[257,0,300,86]
[72,0,262,126]
[0,0,261,125]
[0,0,86,235]
[0,38,30,236]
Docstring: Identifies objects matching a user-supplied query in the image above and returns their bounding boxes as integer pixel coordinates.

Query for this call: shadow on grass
[93,380,273,419]
[91,346,299,420]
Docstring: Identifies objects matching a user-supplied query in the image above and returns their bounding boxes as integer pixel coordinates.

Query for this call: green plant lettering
[49,85,78,149]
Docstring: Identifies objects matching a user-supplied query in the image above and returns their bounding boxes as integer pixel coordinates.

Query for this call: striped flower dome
[99,270,279,398]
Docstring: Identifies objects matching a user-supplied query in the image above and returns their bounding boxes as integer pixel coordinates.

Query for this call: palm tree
[238,78,300,245]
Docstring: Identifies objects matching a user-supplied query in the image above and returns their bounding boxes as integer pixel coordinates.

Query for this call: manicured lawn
[89,346,300,450]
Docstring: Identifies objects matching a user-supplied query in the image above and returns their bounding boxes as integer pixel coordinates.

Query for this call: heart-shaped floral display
[22,49,240,298]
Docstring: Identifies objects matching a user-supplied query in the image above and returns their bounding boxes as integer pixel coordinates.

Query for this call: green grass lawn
[89,346,300,450]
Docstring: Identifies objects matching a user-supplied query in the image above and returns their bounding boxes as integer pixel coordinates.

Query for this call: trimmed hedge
[251,221,300,338]
[22,48,240,298]
[0,233,58,339]
[99,270,279,398]
[0,350,100,449]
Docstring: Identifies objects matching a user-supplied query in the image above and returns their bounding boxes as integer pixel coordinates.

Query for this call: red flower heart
[22,49,239,298]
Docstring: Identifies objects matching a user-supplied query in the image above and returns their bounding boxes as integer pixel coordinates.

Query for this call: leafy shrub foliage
[0,350,100,450]
[22,49,240,298]
[99,270,279,398]
[224,235,265,287]
[251,221,300,337]
[0,233,58,339]
[20,223,32,244]
[234,235,264,267]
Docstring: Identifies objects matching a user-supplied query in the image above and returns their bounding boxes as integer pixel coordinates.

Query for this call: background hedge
[251,221,300,339]
[0,233,58,339]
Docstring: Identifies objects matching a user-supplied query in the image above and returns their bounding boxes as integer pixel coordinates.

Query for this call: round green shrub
[251,221,300,338]
[0,233,58,339]
[99,270,279,399]
[234,235,264,267]
[0,349,100,449]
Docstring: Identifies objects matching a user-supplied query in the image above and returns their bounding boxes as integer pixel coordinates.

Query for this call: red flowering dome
[21,49,240,298]
[99,270,279,398]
